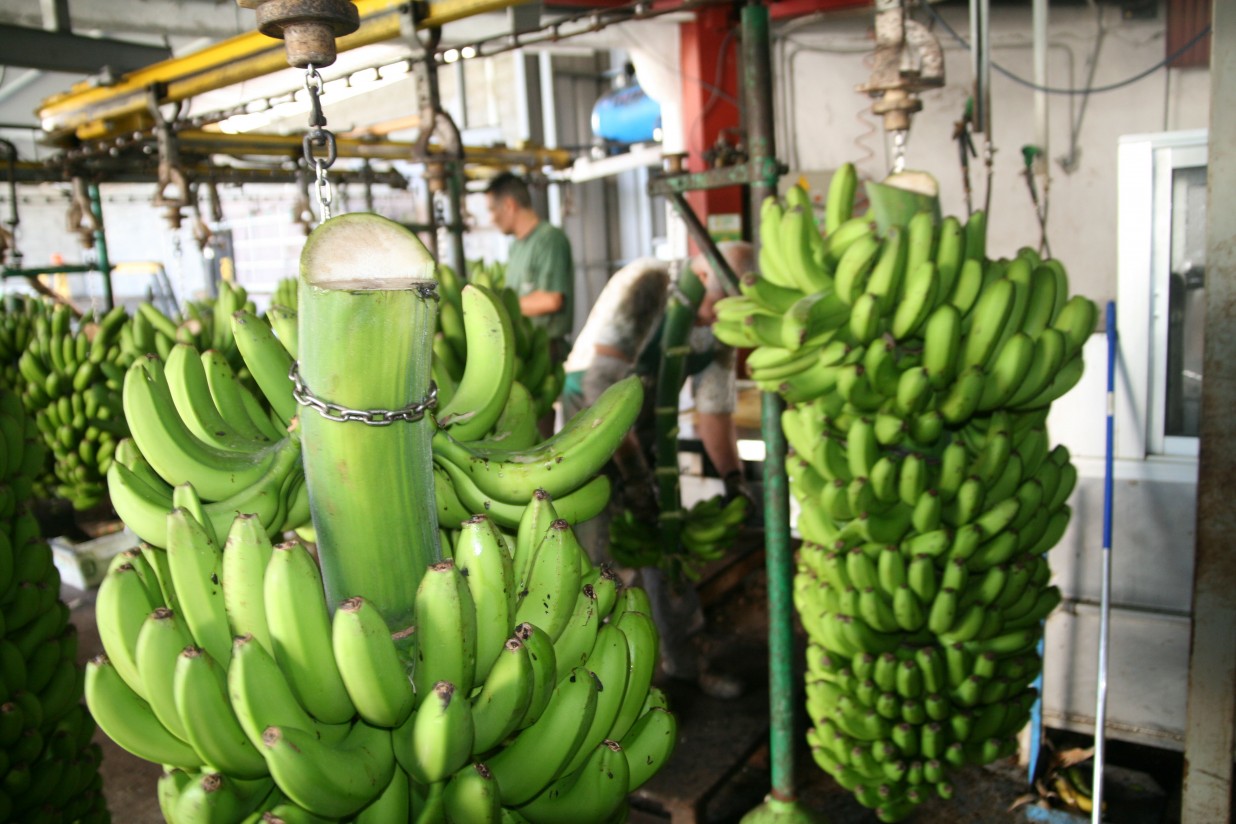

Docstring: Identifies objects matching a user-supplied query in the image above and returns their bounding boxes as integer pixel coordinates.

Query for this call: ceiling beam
[0,24,172,75]
[39,0,70,32]
[0,0,247,39]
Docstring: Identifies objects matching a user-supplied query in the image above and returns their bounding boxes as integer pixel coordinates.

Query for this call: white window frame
[1115,129,1207,462]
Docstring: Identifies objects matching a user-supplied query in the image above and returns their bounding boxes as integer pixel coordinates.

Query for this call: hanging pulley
[237,0,361,68]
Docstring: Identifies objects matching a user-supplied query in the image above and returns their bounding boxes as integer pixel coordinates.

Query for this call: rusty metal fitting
[661,152,688,174]
[425,161,448,194]
[870,89,921,133]
[246,0,360,68]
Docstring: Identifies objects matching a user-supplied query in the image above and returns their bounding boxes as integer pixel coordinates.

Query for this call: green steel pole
[87,182,114,310]
[739,9,823,820]
[743,0,795,806]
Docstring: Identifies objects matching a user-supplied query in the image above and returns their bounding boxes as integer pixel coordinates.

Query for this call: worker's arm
[520,289,564,317]
[696,411,741,480]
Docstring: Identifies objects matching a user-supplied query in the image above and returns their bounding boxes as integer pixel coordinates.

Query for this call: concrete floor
[62,536,1178,824]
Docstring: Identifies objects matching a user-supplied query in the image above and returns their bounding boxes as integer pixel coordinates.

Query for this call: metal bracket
[66,176,100,249]
[856,0,945,137]
[147,85,190,228]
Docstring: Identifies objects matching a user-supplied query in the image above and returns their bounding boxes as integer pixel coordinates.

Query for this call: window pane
[1165,165,1207,438]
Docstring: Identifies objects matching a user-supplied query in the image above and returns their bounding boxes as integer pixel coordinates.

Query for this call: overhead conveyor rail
[35,0,530,142]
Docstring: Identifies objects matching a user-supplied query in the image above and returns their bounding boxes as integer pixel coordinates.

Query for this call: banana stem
[298,214,441,629]
[653,266,705,559]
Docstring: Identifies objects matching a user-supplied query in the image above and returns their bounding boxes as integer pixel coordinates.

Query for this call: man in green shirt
[487,173,574,435]
[486,172,574,346]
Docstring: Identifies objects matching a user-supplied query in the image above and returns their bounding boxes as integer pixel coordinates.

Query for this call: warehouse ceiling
[0,0,878,163]
[0,0,527,161]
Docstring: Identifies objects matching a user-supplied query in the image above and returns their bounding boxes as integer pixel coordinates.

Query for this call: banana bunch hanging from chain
[712,164,1095,822]
[0,383,110,822]
[91,212,671,822]
[434,261,566,423]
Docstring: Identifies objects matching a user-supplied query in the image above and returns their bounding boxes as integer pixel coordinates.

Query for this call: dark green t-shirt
[507,221,573,341]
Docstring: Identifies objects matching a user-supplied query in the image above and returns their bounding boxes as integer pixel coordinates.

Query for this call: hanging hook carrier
[147,86,191,229]
[238,1,360,222]
[856,0,945,172]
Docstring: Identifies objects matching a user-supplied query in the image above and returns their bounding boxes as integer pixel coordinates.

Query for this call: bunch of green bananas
[269,276,298,312]
[0,295,44,393]
[105,313,307,548]
[678,495,748,569]
[466,259,506,290]
[436,263,566,422]
[88,499,674,823]
[424,278,631,541]
[713,164,1095,822]
[14,301,131,510]
[0,387,111,822]
[120,280,255,374]
[610,494,748,580]
[265,278,299,357]
[90,213,673,822]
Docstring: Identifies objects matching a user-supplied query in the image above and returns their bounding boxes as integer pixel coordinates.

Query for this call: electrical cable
[923,2,1212,96]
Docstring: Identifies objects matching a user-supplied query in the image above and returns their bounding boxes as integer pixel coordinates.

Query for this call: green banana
[432,374,641,505]
[435,284,517,442]
[124,355,284,500]
[470,636,535,754]
[166,507,233,668]
[413,559,479,701]
[442,763,502,824]
[231,310,298,426]
[516,739,630,824]
[227,634,348,750]
[333,596,416,728]
[265,540,356,725]
[399,679,474,785]
[454,515,517,684]
[221,512,275,654]
[486,666,600,806]
[134,606,194,742]
[513,520,584,642]
[261,721,395,819]
[173,645,268,778]
[84,654,202,769]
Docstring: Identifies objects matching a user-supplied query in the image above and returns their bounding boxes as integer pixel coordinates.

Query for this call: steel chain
[290,362,437,426]
[301,65,338,222]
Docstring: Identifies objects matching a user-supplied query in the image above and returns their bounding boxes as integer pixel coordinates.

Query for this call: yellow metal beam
[174,129,573,169]
[37,0,528,141]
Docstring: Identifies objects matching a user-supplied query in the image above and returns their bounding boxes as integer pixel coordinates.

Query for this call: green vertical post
[87,182,114,310]
[740,3,824,822]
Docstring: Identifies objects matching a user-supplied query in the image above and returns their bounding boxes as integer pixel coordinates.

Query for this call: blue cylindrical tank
[590,82,662,144]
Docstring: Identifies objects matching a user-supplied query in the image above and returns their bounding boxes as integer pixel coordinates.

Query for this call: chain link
[301,65,338,223]
[891,129,908,173]
[290,362,438,426]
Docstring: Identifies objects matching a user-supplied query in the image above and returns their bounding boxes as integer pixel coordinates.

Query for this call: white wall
[776,5,1209,307]
[0,177,427,311]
